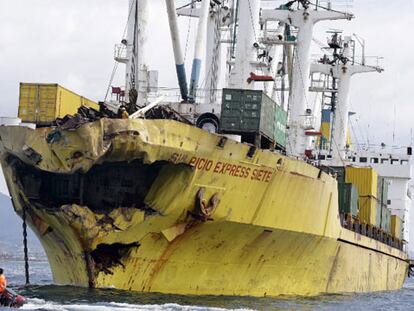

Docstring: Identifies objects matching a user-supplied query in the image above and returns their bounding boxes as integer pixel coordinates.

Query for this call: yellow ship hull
[0,119,407,297]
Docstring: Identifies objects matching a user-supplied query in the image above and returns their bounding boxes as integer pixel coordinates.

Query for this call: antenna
[353,33,365,65]
[393,103,397,143]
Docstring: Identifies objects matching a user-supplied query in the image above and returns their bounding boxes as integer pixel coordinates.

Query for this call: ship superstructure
[0,0,412,297]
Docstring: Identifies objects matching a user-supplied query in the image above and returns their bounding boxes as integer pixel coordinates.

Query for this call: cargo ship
[0,0,412,297]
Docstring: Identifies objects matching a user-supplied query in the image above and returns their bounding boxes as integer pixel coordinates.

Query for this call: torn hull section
[12,157,165,213]
[91,242,140,275]
[3,153,194,288]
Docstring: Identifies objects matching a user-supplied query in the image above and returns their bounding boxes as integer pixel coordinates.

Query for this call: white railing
[148,88,224,104]
[114,44,128,63]
[260,0,353,12]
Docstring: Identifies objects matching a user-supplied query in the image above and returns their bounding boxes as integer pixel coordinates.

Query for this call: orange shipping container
[345,167,378,198]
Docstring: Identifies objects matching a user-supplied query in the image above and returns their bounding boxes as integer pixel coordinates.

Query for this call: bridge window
[381,158,389,164]
[391,159,399,165]
[359,157,367,163]
[401,160,409,165]
[370,157,379,164]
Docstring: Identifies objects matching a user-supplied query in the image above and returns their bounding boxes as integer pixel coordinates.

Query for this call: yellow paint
[18,83,99,125]
[391,215,403,239]
[345,167,378,197]
[0,118,408,297]
[319,122,351,150]
[359,196,378,225]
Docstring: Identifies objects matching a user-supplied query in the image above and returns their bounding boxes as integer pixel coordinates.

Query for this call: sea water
[1,201,414,310]
[2,248,414,310]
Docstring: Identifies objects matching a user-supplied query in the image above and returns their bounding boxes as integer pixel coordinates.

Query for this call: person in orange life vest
[0,268,6,294]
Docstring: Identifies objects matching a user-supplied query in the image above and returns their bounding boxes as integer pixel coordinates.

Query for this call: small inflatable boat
[0,289,26,308]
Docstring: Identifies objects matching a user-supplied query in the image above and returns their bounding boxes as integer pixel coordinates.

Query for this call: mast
[124,0,134,104]
[311,36,382,165]
[261,4,353,158]
[188,0,211,103]
[177,2,232,106]
[165,0,188,101]
[264,24,285,101]
[228,0,261,90]
[125,0,149,107]
[205,4,223,105]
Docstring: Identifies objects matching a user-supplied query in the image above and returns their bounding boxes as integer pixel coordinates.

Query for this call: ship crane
[261,1,353,158]
[110,0,160,115]
[311,34,383,165]
[165,0,189,102]
[125,0,150,107]
[176,0,233,106]
[175,0,233,133]
[226,0,260,90]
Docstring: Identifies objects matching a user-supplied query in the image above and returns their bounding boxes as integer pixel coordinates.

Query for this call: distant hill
[0,193,45,260]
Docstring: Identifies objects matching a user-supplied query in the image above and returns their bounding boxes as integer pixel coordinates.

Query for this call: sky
[0,0,413,146]
[0,1,413,246]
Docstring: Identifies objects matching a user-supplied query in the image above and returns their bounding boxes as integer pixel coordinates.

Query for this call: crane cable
[104,0,135,101]
[104,62,119,102]
[177,0,201,11]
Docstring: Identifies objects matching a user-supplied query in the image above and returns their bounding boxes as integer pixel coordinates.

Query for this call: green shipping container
[221,89,287,147]
[376,200,382,228]
[381,206,391,233]
[338,183,359,216]
[377,203,391,233]
[274,104,288,148]
[331,166,346,183]
[377,177,389,206]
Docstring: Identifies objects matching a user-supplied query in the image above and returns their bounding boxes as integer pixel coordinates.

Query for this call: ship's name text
[169,153,272,182]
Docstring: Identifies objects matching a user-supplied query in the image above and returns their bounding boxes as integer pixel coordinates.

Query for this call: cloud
[312,0,414,146]
[0,0,128,115]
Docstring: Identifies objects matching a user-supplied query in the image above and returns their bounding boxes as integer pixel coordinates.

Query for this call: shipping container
[220,89,287,147]
[345,167,378,198]
[338,183,359,216]
[319,122,330,150]
[331,166,346,183]
[380,205,391,233]
[391,215,403,240]
[18,83,99,125]
[358,196,377,225]
[274,104,287,148]
[377,176,389,206]
[375,199,382,228]
[320,110,332,145]
[321,109,331,123]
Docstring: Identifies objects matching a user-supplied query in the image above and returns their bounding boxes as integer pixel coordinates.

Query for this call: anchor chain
[22,203,30,285]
